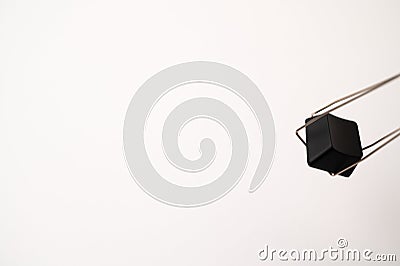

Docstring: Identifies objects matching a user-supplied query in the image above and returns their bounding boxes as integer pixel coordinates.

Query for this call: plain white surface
[0,0,399,265]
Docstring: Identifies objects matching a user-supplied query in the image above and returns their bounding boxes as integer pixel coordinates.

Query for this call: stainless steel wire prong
[311,73,400,117]
[331,128,400,176]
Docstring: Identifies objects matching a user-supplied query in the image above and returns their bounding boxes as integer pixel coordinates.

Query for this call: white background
[1,0,399,265]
